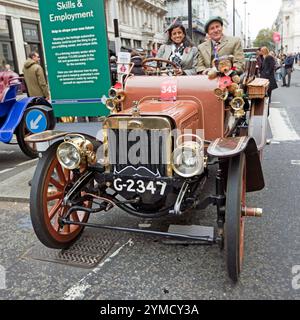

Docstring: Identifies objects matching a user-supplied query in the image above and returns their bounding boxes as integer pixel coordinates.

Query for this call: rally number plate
[113,179,167,196]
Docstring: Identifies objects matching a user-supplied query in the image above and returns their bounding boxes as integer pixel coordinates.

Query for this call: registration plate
[113,179,167,196]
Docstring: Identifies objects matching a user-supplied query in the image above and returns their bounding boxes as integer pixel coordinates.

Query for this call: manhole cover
[24,229,121,268]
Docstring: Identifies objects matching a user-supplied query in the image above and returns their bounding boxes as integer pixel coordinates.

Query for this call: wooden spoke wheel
[225,153,246,283]
[16,117,38,159]
[30,142,91,249]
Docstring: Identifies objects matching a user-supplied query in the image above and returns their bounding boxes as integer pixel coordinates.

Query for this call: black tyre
[15,118,38,158]
[225,153,246,283]
[30,142,91,249]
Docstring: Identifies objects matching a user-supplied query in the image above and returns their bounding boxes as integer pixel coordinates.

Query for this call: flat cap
[205,16,223,33]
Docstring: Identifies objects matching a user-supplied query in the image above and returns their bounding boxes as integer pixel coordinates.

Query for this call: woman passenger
[157,22,198,75]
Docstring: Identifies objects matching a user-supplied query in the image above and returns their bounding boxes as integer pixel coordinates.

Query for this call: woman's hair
[166,22,194,47]
[260,47,270,56]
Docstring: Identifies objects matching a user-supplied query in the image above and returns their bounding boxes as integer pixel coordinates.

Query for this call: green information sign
[38,0,111,117]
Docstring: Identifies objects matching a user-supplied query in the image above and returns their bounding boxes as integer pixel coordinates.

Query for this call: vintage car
[0,71,55,158]
[26,56,269,282]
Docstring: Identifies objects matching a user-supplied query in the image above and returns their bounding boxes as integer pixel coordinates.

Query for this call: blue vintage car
[0,71,55,158]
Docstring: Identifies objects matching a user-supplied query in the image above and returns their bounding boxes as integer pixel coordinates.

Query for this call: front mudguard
[207,136,265,192]
[0,96,53,143]
[24,130,101,153]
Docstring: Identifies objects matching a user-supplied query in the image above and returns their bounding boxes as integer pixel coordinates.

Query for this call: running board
[60,219,216,245]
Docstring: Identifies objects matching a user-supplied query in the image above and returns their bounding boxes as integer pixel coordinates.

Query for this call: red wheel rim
[42,157,90,243]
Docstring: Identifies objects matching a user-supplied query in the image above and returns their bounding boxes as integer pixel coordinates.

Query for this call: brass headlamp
[56,134,96,170]
[172,134,206,178]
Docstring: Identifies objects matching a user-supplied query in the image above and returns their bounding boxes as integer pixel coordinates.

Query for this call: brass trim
[104,116,173,131]
[103,116,173,177]
[128,120,144,129]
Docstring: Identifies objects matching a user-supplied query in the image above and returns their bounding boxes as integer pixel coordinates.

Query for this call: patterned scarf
[169,43,185,68]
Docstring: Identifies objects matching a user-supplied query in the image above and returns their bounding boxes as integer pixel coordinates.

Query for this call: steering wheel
[142,58,180,76]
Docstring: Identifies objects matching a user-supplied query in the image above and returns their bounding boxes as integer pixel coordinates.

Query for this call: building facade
[227,6,244,40]
[0,0,42,73]
[207,0,229,29]
[165,0,237,46]
[0,0,167,74]
[105,0,167,53]
[165,0,210,45]
[275,0,300,53]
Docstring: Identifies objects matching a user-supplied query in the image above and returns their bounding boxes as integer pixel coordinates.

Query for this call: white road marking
[269,108,300,141]
[138,223,152,228]
[271,102,281,104]
[16,159,38,167]
[0,151,14,155]
[63,239,134,300]
[0,168,15,175]
[291,160,300,165]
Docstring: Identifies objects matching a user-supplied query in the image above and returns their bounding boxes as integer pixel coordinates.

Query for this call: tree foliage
[253,28,275,50]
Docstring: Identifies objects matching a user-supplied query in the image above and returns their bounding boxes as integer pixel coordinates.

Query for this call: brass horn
[230,97,245,111]
[108,88,126,103]
[234,88,244,98]
[105,98,119,112]
[230,97,246,118]
[214,88,229,101]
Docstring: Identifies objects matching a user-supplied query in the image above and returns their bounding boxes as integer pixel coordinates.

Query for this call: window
[22,22,40,43]
[21,20,45,72]
[133,40,142,48]
[0,15,17,72]
[122,38,131,47]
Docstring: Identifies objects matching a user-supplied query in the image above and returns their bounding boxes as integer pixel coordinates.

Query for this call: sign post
[38,0,111,117]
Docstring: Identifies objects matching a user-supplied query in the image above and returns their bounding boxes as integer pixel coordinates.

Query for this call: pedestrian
[256,48,264,77]
[157,21,198,75]
[130,49,145,76]
[151,49,157,58]
[270,51,282,82]
[197,16,245,75]
[282,52,295,87]
[110,55,118,85]
[4,64,11,72]
[22,52,49,99]
[260,47,278,104]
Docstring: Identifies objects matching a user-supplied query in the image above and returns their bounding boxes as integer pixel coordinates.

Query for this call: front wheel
[225,153,246,283]
[30,142,91,249]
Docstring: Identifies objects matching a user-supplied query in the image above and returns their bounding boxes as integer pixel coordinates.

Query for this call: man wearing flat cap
[197,16,245,75]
